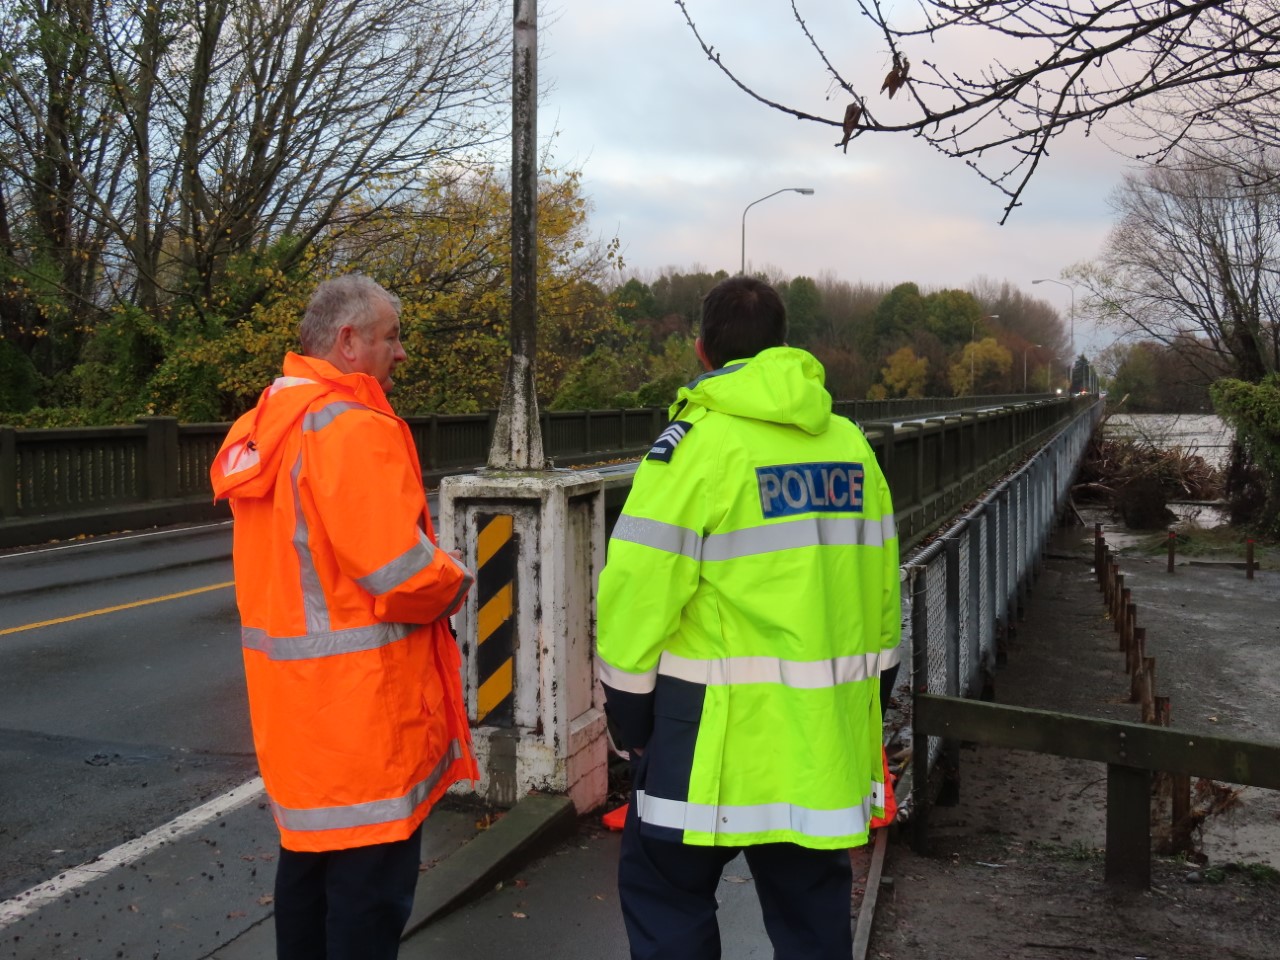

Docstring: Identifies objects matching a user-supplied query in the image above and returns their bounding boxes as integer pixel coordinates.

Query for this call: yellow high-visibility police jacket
[211,352,478,852]
[596,347,901,849]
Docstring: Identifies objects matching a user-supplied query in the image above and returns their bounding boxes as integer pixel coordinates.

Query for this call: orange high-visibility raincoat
[210,352,478,852]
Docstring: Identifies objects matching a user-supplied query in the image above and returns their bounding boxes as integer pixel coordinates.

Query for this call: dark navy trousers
[618,801,854,960]
[273,824,423,960]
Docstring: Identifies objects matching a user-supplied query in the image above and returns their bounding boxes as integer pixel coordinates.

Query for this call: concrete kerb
[0,496,230,549]
[402,793,578,941]
[211,793,577,959]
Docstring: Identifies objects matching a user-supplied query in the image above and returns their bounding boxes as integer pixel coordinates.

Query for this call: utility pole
[489,0,545,470]
[439,1,610,815]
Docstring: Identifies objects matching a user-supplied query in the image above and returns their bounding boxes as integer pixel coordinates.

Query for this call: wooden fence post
[1130,627,1146,704]
[1140,658,1157,723]
[137,416,179,501]
[0,426,16,519]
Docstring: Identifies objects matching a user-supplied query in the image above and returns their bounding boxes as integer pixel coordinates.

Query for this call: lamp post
[1024,343,1041,392]
[1032,278,1076,361]
[741,187,815,274]
[971,314,998,395]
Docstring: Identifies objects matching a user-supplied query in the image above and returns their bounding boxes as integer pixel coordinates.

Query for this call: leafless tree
[1084,152,1280,384]
[0,0,131,371]
[674,0,1280,223]
[0,0,507,374]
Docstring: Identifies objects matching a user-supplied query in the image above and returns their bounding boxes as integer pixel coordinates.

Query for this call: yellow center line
[0,581,235,637]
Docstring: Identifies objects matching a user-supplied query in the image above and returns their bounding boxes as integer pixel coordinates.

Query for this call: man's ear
[334,324,360,362]
[694,337,714,372]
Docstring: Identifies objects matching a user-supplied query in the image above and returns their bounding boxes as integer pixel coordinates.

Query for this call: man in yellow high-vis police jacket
[596,275,901,960]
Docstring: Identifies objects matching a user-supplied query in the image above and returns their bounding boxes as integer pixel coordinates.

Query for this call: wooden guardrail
[913,694,1280,889]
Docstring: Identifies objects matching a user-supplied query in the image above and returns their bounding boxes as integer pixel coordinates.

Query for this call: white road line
[0,776,265,928]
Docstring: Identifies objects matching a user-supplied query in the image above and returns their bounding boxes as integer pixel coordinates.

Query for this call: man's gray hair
[299,275,401,356]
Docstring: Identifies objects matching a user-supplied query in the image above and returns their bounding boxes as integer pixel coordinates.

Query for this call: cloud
[539,2,1135,319]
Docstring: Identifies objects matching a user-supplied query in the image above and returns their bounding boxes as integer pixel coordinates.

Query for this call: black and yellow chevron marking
[475,513,517,726]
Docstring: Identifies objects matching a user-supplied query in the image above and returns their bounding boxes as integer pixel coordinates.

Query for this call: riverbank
[869,509,1280,959]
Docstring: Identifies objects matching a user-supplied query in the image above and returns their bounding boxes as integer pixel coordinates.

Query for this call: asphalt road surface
[0,523,253,903]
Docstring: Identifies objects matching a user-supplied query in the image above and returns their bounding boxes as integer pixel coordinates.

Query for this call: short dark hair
[699,276,788,370]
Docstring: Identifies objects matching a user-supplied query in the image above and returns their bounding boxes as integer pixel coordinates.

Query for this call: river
[1103,411,1233,470]
[1101,411,1234,529]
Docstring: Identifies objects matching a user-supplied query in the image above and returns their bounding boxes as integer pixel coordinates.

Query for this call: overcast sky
[538,2,1140,357]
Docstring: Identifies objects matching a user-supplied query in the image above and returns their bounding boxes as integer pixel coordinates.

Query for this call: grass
[1201,862,1280,886]
[1027,838,1102,863]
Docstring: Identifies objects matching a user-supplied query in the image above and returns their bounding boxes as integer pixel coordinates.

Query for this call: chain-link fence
[898,400,1104,812]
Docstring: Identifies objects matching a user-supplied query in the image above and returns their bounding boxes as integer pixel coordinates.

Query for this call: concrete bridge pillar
[438,471,608,813]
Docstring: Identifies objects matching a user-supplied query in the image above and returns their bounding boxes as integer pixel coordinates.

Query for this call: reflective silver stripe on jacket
[242,621,416,660]
[596,659,659,694]
[268,375,319,395]
[271,739,465,832]
[657,650,880,688]
[440,565,475,620]
[879,646,902,671]
[356,528,438,596]
[634,789,873,838]
[292,400,368,632]
[291,451,329,633]
[610,514,898,563]
[302,400,365,434]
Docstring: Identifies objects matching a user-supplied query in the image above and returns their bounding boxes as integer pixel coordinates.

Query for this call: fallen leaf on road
[512,911,528,919]
[258,894,274,906]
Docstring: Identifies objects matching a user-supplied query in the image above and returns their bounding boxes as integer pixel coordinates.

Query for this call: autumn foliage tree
[152,168,625,420]
[879,346,928,398]
[950,338,1013,396]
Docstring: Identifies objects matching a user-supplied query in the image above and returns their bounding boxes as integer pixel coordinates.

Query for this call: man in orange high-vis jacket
[210,275,478,960]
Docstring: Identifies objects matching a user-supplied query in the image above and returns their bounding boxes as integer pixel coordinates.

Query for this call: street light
[1032,278,1076,361]
[741,187,815,274]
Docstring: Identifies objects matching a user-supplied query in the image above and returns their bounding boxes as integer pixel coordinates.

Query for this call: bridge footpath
[0,397,1100,959]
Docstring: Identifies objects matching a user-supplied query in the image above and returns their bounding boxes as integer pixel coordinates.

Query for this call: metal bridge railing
[901,399,1104,815]
[0,394,1078,548]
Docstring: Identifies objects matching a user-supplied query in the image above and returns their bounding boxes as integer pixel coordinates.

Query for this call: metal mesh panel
[924,557,948,769]
[956,528,972,697]
[977,511,994,668]
[1012,478,1026,584]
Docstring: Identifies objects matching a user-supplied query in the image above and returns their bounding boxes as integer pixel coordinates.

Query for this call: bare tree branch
[675,0,1280,223]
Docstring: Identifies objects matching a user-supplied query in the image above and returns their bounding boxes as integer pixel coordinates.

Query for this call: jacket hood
[210,352,392,501]
[671,346,832,435]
